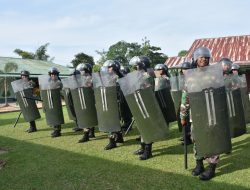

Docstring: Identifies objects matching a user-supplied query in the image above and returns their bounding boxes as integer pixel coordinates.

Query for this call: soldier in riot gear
[11,70,40,133]
[231,63,240,75]
[219,58,246,136]
[74,63,97,142]
[21,70,37,133]
[128,56,158,160]
[231,63,250,123]
[62,70,81,132]
[179,62,193,146]
[39,67,64,137]
[154,63,176,124]
[99,60,125,149]
[183,47,232,181]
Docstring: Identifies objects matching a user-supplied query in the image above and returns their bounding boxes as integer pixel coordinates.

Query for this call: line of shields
[10,64,250,169]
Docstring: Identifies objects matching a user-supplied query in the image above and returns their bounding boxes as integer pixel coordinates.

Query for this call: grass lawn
[0,108,250,190]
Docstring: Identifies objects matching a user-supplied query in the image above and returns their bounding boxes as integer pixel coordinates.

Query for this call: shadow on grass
[0,136,248,190]
[217,136,250,176]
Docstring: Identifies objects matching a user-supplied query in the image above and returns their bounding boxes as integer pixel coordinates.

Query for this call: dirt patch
[0,148,9,155]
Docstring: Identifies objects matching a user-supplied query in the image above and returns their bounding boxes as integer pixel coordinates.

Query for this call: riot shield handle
[124,119,135,136]
[23,96,43,102]
[13,112,22,128]
[183,125,188,169]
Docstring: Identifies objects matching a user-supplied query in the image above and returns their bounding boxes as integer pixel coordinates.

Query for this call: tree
[96,37,168,67]
[14,43,53,61]
[35,43,50,61]
[0,62,18,106]
[178,50,188,57]
[13,49,35,59]
[71,52,94,68]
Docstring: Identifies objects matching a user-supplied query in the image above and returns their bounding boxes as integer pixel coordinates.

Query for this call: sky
[0,0,250,66]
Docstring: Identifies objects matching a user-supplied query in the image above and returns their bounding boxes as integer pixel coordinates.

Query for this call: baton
[183,125,188,169]
[23,96,43,102]
[124,119,135,136]
[13,112,22,128]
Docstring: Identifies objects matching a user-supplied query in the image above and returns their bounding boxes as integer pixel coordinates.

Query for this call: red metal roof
[166,35,250,67]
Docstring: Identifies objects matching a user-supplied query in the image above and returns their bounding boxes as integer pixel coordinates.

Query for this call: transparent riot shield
[61,77,76,121]
[92,72,120,132]
[118,71,168,144]
[239,74,250,123]
[224,75,246,137]
[38,75,64,126]
[185,63,232,157]
[154,76,176,123]
[11,79,41,122]
[67,74,98,128]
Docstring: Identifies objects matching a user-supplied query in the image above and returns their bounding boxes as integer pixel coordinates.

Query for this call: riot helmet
[129,56,150,71]
[231,63,240,71]
[193,47,211,67]
[154,64,168,72]
[48,67,60,76]
[120,65,130,75]
[218,58,233,74]
[20,70,30,77]
[76,63,92,74]
[70,70,81,76]
[181,61,191,70]
[103,60,121,72]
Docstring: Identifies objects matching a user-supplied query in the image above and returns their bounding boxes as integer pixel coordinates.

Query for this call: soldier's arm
[180,89,190,125]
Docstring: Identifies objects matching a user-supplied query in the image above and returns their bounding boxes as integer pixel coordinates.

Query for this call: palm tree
[0,62,18,106]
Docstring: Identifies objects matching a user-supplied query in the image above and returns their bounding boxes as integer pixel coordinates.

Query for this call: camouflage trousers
[193,143,220,164]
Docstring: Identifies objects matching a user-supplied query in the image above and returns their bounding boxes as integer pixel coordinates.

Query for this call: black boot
[51,125,61,138]
[51,129,61,138]
[78,131,89,143]
[104,137,117,150]
[139,143,153,160]
[115,132,124,143]
[89,127,95,138]
[199,163,216,181]
[26,121,37,133]
[134,143,145,155]
[192,159,205,176]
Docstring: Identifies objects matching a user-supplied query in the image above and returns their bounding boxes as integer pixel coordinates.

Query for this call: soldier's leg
[191,142,205,176]
[104,132,117,150]
[27,121,37,133]
[89,127,95,138]
[139,138,153,160]
[181,122,193,145]
[199,155,219,181]
[78,128,90,143]
[51,125,61,138]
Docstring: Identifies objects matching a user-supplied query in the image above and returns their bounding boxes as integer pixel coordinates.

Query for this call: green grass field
[0,108,249,190]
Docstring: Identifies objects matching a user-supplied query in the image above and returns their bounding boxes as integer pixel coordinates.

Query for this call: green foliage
[0,109,249,190]
[95,49,107,65]
[13,43,52,61]
[13,49,35,59]
[35,43,50,61]
[178,50,188,57]
[97,37,168,67]
[71,52,94,68]
[92,64,101,72]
